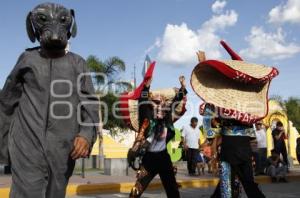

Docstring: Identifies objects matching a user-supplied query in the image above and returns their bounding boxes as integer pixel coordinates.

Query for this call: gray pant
[256,148,267,174]
[267,165,287,178]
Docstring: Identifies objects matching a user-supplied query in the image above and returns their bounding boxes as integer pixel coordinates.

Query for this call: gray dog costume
[0,3,99,198]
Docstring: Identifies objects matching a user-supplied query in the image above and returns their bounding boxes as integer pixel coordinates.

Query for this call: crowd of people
[179,119,291,184]
[181,117,217,176]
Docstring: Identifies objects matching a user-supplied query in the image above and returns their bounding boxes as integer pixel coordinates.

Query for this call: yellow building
[263,100,299,164]
[91,134,129,158]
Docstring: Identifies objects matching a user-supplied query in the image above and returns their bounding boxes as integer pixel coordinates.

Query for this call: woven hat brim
[150,88,176,101]
[128,99,139,131]
[191,62,273,119]
[201,60,279,84]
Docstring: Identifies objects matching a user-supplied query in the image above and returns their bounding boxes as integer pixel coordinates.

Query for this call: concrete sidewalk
[1,166,300,197]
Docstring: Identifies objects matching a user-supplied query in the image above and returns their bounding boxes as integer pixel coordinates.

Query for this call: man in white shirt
[255,121,267,175]
[181,117,200,175]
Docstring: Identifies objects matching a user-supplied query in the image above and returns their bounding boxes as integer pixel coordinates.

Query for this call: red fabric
[199,102,264,125]
[119,62,156,129]
[220,40,243,61]
[119,94,131,128]
[199,60,279,84]
[128,61,155,100]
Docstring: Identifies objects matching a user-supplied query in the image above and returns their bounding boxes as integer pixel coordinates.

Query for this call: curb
[1,175,300,197]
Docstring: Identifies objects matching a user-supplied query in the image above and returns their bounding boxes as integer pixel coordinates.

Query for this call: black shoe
[278,178,288,183]
[271,177,277,183]
[189,173,197,176]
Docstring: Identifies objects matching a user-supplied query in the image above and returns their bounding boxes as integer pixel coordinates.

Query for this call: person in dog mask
[0,3,99,198]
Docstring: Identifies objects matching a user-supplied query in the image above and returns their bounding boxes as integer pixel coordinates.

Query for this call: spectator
[296,137,300,165]
[182,117,200,176]
[255,121,268,175]
[272,121,289,169]
[250,137,258,174]
[202,140,213,174]
[266,149,288,183]
[196,149,205,175]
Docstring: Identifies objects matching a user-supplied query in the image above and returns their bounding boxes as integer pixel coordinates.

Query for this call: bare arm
[274,131,284,140]
[181,131,188,150]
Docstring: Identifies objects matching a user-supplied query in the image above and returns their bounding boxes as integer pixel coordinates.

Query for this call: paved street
[68,181,300,198]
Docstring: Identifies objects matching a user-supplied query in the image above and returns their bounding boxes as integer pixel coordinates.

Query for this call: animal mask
[26,3,77,50]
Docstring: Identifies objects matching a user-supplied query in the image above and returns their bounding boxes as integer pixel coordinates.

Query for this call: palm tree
[86,55,132,169]
[86,55,133,92]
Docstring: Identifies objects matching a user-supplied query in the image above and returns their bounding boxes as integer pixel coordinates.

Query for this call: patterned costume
[191,41,279,198]
[120,62,187,198]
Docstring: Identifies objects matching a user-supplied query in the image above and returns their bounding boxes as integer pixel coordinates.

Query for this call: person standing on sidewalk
[255,121,268,175]
[181,117,200,176]
[296,137,300,164]
[272,121,289,169]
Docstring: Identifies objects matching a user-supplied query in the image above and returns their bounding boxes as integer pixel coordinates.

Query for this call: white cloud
[152,1,238,65]
[268,0,300,24]
[157,23,203,65]
[202,10,238,32]
[212,0,227,14]
[240,26,300,60]
[144,38,161,55]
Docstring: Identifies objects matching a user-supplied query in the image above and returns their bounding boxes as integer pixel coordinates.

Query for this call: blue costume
[191,41,278,198]
[203,104,263,198]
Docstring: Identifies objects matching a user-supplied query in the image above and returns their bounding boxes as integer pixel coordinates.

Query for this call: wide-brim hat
[119,62,186,131]
[191,41,279,124]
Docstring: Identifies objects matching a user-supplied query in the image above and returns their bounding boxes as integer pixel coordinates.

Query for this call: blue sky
[1,0,300,128]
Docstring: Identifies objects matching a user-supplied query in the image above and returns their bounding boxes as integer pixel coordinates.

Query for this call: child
[266,149,288,183]
[196,150,206,175]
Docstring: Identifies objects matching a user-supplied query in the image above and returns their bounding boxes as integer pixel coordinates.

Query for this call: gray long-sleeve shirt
[0,48,98,169]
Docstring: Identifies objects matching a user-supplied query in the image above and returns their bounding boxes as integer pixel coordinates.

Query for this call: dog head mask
[26,3,77,50]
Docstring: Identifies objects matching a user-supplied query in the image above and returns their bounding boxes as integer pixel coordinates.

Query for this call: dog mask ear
[26,12,36,42]
[70,9,77,38]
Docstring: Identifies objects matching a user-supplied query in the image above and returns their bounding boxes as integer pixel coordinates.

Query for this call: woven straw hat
[120,62,186,131]
[126,88,186,131]
[191,41,279,124]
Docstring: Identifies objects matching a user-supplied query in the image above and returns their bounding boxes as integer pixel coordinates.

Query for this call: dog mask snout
[26,3,77,50]
[40,25,68,49]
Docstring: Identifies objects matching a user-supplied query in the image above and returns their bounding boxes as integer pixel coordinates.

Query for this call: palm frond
[104,56,126,77]
[86,55,106,85]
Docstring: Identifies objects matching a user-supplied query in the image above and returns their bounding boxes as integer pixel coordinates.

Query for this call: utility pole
[98,95,104,169]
